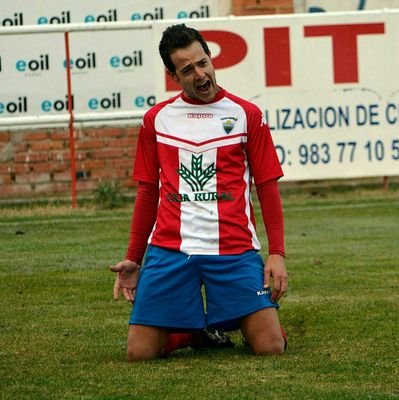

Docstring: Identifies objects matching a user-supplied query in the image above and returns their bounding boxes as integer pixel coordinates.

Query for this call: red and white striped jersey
[133,88,283,255]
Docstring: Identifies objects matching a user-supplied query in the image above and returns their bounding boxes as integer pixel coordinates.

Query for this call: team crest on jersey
[220,116,237,134]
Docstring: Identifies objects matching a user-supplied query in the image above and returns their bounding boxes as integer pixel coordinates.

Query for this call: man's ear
[166,69,179,83]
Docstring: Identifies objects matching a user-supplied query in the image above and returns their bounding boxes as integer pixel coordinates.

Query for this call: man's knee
[127,324,168,362]
[127,342,161,361]
[250,334,285,355]
[240,307,286,356]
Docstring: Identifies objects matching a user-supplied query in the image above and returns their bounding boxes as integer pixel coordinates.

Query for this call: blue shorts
[129,245,279,331]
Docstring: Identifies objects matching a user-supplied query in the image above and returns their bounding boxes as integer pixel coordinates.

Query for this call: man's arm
[256,179,288,302]
[110,181,159,301]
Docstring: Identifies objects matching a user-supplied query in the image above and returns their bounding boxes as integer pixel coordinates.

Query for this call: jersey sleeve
[246,106,283,186]
[132,111,160,184]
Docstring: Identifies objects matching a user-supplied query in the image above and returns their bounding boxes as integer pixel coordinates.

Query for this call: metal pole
[64,31,77,209]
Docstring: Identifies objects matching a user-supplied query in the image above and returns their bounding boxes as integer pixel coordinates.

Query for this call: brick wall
[0,126,138,201]
[232,0,293,15]
[0,0,294,202]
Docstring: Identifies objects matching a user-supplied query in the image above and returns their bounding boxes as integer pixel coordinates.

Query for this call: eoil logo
[41,95,74,112]
[37,11,71,25]
[15,54,50,73]
[110,50,142,69]
[88,92,121,110]
[84,9,117,23]
[134,95,155,108]
[1,12,24,26]
[176,6,210,19]
[0,96,28,114]
[130,7,164,20]
[64,52,96,72]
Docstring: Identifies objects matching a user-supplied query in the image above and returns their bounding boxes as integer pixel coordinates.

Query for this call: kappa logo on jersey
[220,116,237,134]
[178,154,216,192]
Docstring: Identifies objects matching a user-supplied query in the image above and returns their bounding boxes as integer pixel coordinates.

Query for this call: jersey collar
[180,86,226,105]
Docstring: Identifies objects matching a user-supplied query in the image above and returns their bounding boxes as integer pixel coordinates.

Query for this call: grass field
[0,181,398,399]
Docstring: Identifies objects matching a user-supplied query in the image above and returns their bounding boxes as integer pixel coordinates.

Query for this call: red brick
[91,170,118,180]
[31,162,53,173]
[75,152,88,161]
[0,184,32,196]
[30,142,53,152]
[51,151,71,162]
[107,138,135,148]
[24,132,49,141]
[34,182,70,194]
[14,152,49,163]
[15,142,29,152]
[95,128,126,138]
[1,175,13,184]
[76,139,105,150]
[76,159,106,170]
[50,131,69,141]
[0,132,11,142]
[89,148,125,159]
[76,180,98,192]
[32,162,69,174]
[233,0,293,14]
[15,172,51,184]
[13,164,31,174]
[0,165,11,174]
[53,171,72,182]
[107,159,134,170]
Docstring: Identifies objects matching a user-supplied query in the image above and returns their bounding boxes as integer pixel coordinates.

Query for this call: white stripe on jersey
[179,147,219,254]
[243,156,261,250]
[157,133,247,154]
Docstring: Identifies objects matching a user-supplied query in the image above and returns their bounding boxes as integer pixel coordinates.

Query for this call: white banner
[153,11,399,181]
[0,0,230,118]
[0,0,230,25]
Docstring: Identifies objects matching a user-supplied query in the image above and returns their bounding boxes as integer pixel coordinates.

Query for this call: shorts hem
[208,304,279,330]
[129,319,206,330]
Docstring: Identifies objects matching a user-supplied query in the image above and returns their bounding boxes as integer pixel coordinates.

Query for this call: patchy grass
[0,181,398,399]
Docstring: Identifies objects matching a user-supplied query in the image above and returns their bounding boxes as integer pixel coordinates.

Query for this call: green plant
[93,180,125,209]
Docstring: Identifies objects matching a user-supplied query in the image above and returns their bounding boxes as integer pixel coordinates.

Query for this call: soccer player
[111,24,288,361]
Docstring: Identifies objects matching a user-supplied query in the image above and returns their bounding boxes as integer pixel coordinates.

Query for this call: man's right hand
[110,260,140,303]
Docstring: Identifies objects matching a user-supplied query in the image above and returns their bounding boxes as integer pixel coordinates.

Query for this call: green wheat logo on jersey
[178,154,216,191]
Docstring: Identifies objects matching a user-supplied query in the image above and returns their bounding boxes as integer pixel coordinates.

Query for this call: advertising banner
[153,11,399,181]
[0,0,230,25]
[0,0,230,119]
[1,7,398,181]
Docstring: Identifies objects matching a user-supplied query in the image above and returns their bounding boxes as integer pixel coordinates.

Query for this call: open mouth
[197,80,210,93]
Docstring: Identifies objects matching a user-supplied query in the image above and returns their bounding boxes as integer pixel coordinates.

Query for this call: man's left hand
[264,254,288,302]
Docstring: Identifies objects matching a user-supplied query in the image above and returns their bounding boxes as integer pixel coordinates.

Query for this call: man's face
[168,41,218,103]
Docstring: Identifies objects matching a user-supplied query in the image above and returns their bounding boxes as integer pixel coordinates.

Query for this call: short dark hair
[159,24,210,73]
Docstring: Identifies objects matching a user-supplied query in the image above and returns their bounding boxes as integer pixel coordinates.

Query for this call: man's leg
[127,324,169,361]
[240,307,285,355]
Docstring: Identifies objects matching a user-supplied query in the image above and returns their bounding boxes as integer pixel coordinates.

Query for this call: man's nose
[193,66,205,79]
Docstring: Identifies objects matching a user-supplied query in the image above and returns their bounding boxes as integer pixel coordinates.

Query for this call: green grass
[0,181,398,399]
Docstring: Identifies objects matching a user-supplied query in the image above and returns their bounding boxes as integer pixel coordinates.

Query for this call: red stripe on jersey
[216,143,255,254]
[157,131,246,148]
[150,143,182,250]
